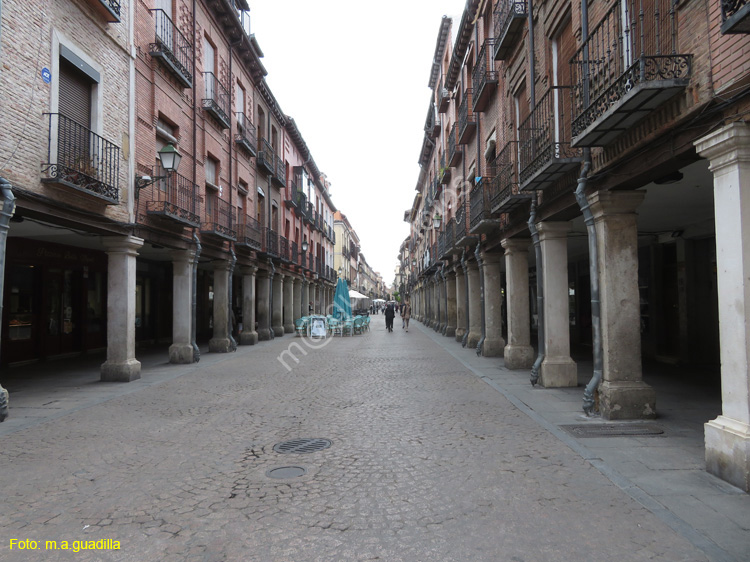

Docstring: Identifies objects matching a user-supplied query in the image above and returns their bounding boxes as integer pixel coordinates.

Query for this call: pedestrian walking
[384,303,395,332]
[402,301,411,332]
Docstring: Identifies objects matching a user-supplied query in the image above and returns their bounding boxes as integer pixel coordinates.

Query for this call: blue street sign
[41,68,51,84]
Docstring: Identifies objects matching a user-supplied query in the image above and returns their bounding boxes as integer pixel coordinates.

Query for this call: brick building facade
[405,0,750,491]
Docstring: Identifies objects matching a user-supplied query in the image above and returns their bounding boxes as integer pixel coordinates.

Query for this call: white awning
[349,289,369,299]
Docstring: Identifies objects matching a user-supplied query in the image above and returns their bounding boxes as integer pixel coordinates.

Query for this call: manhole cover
[273,438,332,454]
[561,423,664,438]
[266,466,307,479]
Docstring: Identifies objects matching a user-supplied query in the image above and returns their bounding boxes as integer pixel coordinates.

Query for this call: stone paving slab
[0,322,737,561]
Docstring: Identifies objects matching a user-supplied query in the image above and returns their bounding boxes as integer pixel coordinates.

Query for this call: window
[257,191,265,226]
[205,157,218,188]
[204,37,216,101]
[236,83,246,129]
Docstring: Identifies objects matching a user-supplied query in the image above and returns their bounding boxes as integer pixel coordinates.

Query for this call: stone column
[302,279,310,316]
[293,277,302,322]
[240,266,258,345]
[283,275,295,333]
[455,263,466,342]
[466,258,481,349]
[101,235,143,382]
[209,260,231,353]
[590,190,655,418]
[257,268,272,341]
[537,222,577,387]
[446,268,457,338]
[272,272,284,336]
[169,249,196,363]
[481,251,505,357]
[502,238,534,369]
[433,274,441,332]
[437,271,446,333]
[695,123,750,491]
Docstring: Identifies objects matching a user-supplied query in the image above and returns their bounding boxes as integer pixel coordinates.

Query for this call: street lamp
[301,238,309,252]
[433,214,442,230]
[136,143,183,190]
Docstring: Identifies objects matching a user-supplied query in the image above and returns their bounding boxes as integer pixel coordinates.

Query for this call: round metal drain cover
[273,438,332,454]
[266,466,307,479]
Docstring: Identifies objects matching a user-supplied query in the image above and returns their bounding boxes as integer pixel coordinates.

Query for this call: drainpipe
[0,177,15,421]
[268,258,275,338]
[529,192,544,385]
[228,247,237,351]
[475,241,486,356]
[191,231,201,363]
[528,0,536,108]
[461,248,470,347]
[578,0,603,416]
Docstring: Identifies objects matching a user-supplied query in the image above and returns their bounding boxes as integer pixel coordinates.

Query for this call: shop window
[7,266,34,341]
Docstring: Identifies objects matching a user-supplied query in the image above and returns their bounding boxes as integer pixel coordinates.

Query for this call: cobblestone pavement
[0,321,713,561]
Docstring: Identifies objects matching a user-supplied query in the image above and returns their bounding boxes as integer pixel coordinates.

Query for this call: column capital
[213,259,232,273]
[695,122,750,174]
[240,265,258,276]
[480,251,503,265]
[589,190,646,218]
[101,235,144,254]
[501,237,531,254]
[466,258,479,271]
[257,267,271,279]
[536,221,571,241]
[171,248,197,264]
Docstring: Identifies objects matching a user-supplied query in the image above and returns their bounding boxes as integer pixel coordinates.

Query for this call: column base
[101,359,141,382]
[258,328,272,341]
[272,325,284,337]
[504,344,534,369]
[705,416,750,492]
[467,330,481,349]
[599,380,656,419]
[540,357,578,388]
[455,328,466,342]
[240,331,258,345]
[482,337,506,357]
[445,325,456,338]
[209,338,232,353]
[283,323,295,334]
[169,343,195,364]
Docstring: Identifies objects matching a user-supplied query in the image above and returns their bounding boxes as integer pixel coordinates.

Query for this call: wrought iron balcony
[201,194,236,240]
[519,86,582,190]
[571,0,692,147]
[143,168,200,227]
[490,141,531,214]
[279,236,290,262]
[272,155,285,187]
[458,89,477,144]
[442,217,455,257]
[454,200,476,247]
[86,0,121,22]
[424,102,441,139]
[722,0,750,33]
[236,217,263,251]
[440,153,452,185]
[438,78,450,113]
[447,122,462,167]
[469,175,499,235]
[493,0,526,61]
[256,138,275,176]
[304,202,314,224]
[437,230,446,261]
[293,189,308,219]
[202,72,230,129]
[265,228,279,257]
[149,9,193,88]
[234,112,257,156]
[472,39,498,112]
[42,113,120,204]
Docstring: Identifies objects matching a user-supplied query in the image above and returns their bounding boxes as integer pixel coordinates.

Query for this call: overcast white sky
[251,1,463,286]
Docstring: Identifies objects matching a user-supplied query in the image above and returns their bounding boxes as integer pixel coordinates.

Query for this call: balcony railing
[308,252,314,271]
[42,113,120,204]
[722,0,750,33]
[201,195,236,240]
[291,241,299,265]
[570,0,692,147]
[266,228,279,257]
[437,230,446,260]
[273,155,285,187]
[305,202,314,224]
[454,200,472,246]
[447,121,462,167]
[469,175,497,234]
[424,102,441,138]
[519,86,581,190]
[472,39,498,112]
[203,72,230,129]
[149,9,193,88]
[237,216,263,251]
[235,112,257,156]
[490,141,531,214]
[279,236,289,262]
[144,168,200,227]
[257,138,275,176]
[493,0,527,61]
[458,89,476,144]
[87,0,121,22]
[443,217,455,256]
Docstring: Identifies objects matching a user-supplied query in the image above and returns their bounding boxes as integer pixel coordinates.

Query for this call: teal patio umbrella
[333,277,352,320]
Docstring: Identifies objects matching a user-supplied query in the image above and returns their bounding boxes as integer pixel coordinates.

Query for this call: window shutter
[59,59,92,128]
